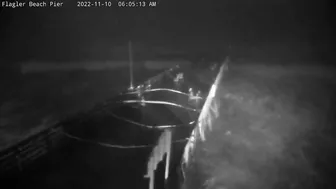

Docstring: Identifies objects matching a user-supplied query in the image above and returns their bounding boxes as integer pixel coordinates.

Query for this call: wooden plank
[25,148,47,161]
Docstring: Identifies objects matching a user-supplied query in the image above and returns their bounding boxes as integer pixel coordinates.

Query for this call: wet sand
[183,63,336,189]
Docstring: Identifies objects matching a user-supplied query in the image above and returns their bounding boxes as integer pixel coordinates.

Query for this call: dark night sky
[0,0,334,63]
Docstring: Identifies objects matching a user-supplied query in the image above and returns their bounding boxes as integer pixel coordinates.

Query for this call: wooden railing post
[16,147,22,172]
